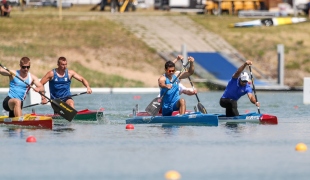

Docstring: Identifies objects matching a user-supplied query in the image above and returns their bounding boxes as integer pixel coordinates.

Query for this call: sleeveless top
[160,74,180,109]
[49,69,71,99]
[8,70,31,101]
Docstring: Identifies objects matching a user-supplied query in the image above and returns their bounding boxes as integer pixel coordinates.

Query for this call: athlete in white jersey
[0,57,44,117]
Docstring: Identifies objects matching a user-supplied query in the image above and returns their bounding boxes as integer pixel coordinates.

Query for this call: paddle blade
[145,97,162,116]
[197,102,207,114]
[51,99,77,122]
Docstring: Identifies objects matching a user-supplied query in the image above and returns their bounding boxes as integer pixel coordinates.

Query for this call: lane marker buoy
[295,143,307,152]
[26,135,37,143]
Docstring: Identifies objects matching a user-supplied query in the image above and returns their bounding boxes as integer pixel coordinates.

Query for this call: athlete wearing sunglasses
[0,57,44,117]
[158,55,195,116]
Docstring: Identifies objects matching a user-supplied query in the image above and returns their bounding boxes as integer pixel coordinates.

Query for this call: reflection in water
[160,125,182,136]
[223,123,257,136]
[3,128,25,138]
[53,127,75,133]
[53,123,75,133]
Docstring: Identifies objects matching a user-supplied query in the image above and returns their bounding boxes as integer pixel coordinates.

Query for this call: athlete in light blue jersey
[158,55,195,116]
[220,60,260,117]
[40,57,92,108]
[0,57,44,117]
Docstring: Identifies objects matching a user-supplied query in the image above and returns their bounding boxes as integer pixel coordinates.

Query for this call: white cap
[240,72,250,81]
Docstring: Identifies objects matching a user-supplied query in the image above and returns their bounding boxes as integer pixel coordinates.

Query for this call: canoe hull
[35,108,104,121]
[218,112,278,124]
[133,111,278,125]
[126,112,219,126]
[0,114,53,129]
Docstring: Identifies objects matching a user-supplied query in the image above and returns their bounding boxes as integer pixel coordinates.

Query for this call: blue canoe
[218,112,278,124]
[126,112,219,126]
[131,111,278,125]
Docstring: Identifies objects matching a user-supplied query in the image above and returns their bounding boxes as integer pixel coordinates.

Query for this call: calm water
[0,91,309,180]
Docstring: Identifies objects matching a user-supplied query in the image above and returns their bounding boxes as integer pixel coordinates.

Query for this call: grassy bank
[190,15,310,86]
[0,6,161,87]
[1,6,310,87]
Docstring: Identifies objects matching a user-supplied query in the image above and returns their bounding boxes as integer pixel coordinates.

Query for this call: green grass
[0,6,162,87]
[1,7,310,87]
[70,62,144,87]
[189,15,310,86]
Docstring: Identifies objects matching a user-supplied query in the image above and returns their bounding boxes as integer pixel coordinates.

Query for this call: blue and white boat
[126,112,219,126]
[129,108,278,125]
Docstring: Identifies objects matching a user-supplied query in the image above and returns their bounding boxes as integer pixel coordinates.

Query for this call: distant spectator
[308,0,310,18]
[0,0,11,17]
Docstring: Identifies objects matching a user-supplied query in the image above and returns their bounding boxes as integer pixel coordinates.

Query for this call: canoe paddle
[249,65,260,114]
[145,61,190,116]
[23,92,87,108]
[0,64,77,122]
[180,59,207,114]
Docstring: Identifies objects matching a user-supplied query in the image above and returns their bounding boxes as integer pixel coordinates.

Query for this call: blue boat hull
[126,112,219,126]
[217,112,278,124]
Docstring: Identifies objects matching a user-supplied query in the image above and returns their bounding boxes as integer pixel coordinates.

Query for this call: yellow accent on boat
[274,18,293,25]
[0,114,52,122]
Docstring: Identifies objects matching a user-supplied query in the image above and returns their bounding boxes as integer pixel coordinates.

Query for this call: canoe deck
[126,112,219,126]
[0,114,53,129]
[34,108,105,121]
[131,105,278,125]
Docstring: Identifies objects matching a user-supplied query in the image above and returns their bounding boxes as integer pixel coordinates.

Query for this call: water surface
[0,92,309,180]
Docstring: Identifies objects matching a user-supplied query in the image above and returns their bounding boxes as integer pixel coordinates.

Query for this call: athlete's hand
[87,87,92,94]
[255,102,260,107]
[41,98,48,104]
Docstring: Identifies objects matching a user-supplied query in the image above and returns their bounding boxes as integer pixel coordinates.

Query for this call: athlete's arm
[69,70,92,94]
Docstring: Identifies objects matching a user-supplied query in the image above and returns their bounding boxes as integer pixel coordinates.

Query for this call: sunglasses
[241,80,248,83]
[167,70,175,73]
[21,66,31,69]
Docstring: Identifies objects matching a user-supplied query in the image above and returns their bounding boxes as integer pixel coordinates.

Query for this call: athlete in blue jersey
[0,57,44,117]
[40,57,92,108]
[158,55,195,116]
[220,60,260,117]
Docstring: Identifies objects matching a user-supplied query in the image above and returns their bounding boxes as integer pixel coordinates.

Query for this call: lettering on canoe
[4,118,12,122]
[142,117,152,122]
[188,114,197,119]
[60,103,73,112]
[245,116,260,120]
[28,117,37,120]
[18,116,24,121]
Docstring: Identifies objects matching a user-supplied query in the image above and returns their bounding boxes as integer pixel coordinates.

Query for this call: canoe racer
[40,56,92,108]
[219,60,260,117]
[158,55,195,116]
[0,57,44,117]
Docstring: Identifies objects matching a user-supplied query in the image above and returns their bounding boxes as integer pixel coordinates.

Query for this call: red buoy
[126,124,134,130]
[133,95,141,100]
[26,135,37,143]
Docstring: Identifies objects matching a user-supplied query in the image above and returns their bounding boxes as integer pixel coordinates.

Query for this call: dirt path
[104,13,240,54]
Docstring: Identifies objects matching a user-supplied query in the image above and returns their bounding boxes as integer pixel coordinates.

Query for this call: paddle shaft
[180,59,207,114]
[23,92,87,108]
[249,65,260,114]
[180,59,200,102]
